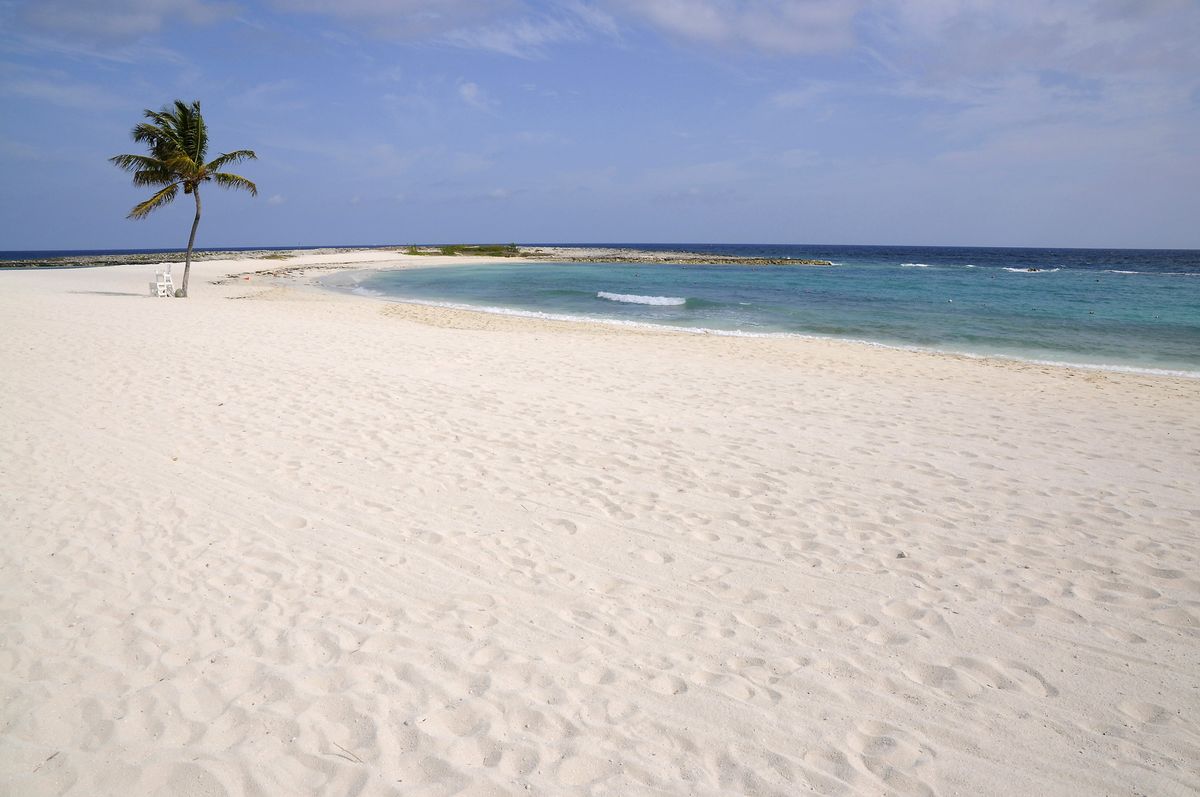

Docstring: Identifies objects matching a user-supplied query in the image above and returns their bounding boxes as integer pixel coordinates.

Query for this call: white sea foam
[1106,270,1139,274]
[597,291,686,306]
[1002,267,1061,273]
[901,263,931,268]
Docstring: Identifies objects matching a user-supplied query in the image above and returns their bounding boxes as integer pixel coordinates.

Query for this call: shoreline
[8,246,1192,382]
[274,252,1200,383]
[322,291,1200,382]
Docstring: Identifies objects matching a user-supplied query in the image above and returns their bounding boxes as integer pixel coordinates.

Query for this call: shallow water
[333,245,1200,376]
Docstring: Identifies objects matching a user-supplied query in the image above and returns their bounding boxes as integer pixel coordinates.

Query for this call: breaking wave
[597,291,686,306]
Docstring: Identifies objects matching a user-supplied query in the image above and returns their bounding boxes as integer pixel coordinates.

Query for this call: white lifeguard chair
[150,269,175,297]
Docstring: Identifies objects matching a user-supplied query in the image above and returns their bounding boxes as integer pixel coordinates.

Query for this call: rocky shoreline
[521,246,833,266]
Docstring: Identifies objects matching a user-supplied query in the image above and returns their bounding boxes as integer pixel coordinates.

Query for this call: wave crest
[597,291,686,306]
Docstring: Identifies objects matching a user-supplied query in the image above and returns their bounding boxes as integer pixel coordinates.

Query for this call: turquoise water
[328,245,1200,376]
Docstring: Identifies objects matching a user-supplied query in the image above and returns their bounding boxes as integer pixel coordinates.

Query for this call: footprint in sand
[636,549,674,565]
[577,666,616,686]
[547,518,578,535]
[1117,700,1172,725]
[646,673,688,696]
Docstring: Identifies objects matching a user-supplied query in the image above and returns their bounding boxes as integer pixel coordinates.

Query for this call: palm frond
[204,149,257,172]
[132,118,176,150]
[132,169,175,187]
[110,152,167,173]
[128,182,180,219]
[211,172,258,196]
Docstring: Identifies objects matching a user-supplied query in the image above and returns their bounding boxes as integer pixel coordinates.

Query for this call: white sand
[2,251,1198,796]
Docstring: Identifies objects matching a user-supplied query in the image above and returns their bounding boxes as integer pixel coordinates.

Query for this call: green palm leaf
[109,153,166,173]
[211,172,258,195]
[128,183,180,219]
[205,149,257,172]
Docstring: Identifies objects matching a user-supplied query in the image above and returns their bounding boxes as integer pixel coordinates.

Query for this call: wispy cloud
[0,137,43,161]
[17,0,235,43]
[267,0,615,57]
[768,81,834,111]
[869,1,1200,81]
[267,0,501,38]
[229,79,308,112]
[0,63,125,110]
[457,80,494,110]
[614,0,863,55]
[441,15,592,58]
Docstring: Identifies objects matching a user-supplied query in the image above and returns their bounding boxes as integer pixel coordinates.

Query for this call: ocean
[330,244,1200,377]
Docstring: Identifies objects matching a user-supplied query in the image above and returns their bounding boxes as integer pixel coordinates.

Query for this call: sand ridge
[1,254,1198,796]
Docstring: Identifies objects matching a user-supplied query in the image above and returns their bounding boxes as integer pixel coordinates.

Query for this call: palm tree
[111,100,257,297]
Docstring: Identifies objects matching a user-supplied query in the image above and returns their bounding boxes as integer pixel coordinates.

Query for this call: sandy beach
[2,251,1198,796]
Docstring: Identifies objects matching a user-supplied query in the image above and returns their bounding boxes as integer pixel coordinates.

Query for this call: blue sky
[1,0,1198,249]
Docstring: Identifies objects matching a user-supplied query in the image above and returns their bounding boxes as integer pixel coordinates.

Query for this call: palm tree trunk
[181,187,202,297]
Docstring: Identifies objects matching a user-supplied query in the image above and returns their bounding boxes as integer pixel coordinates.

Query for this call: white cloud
[267,194,286,205]
[868,0,1200,80]
[857,2,1200,173]
[615,0,863,54]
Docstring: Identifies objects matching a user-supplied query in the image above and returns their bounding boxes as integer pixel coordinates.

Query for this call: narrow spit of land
[275,244,834,267]
[0,244,834,270]
[518,246,834,266]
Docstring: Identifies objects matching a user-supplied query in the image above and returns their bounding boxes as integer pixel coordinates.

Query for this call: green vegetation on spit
[405,244,523,257]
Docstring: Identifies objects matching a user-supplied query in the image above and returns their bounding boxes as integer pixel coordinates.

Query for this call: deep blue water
[334,244,1200,376]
